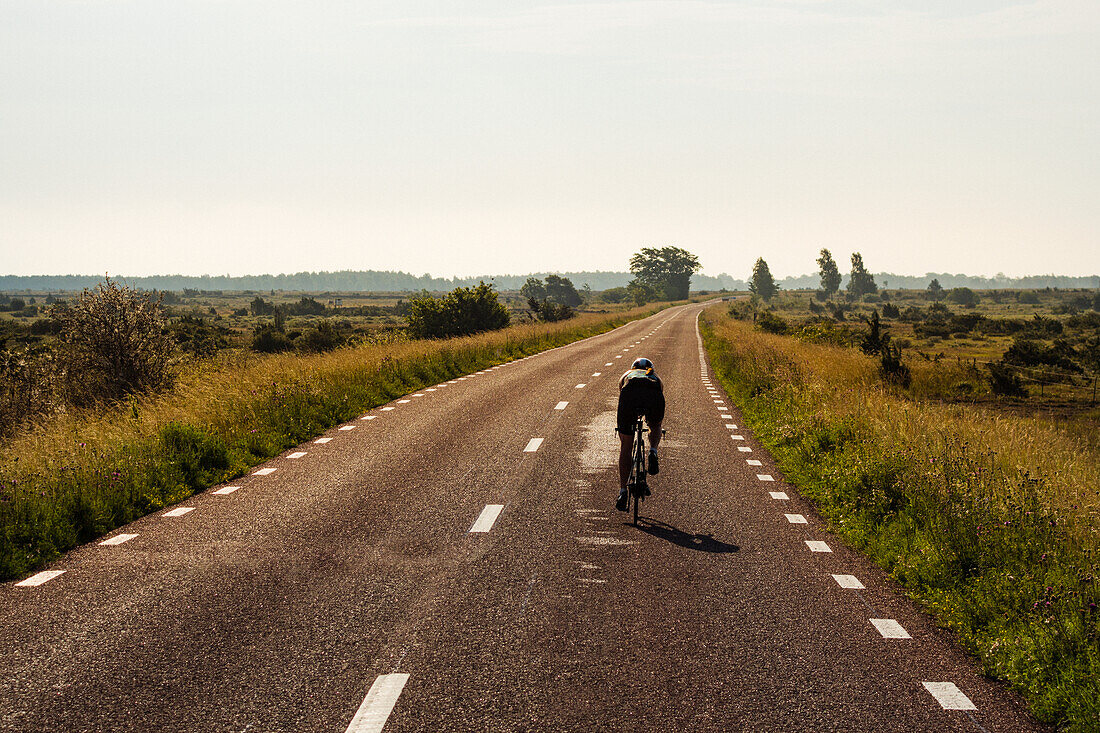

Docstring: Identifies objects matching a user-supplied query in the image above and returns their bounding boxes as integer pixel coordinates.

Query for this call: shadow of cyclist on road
[632,517,739,554]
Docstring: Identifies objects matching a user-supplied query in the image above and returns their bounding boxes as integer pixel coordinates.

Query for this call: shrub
[1018,291,1041,305]
[987,362,1027,397]
[251,326,294,353]
[296,321,344,353]
[881,302,900,318]
[51,278,175,405]
[169,315,230,357]
[947,287,980,307]
[600,287,629,304]
[755,311,790,335]
[406,282,510,339]
[527,298,575,322]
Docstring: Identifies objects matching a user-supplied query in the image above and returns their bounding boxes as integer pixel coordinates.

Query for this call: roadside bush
[406,282,510,339]
[600,287,629,304]
[51,278,175,405]
[755,311,790,335]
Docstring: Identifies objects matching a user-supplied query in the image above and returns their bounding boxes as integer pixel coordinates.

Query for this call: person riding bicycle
[615,357,664,511]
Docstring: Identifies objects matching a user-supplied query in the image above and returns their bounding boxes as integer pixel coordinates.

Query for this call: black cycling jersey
[616,368,665,435]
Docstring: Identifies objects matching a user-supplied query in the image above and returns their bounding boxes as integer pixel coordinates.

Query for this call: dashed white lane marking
[360,415,377,421]
[163,507,194,518]
[726,424,738,429]
[806,540,832,552]
[458,377,468,380]
[738,446,753,452]
[288,452,307,459]
[922,682,976,710]
[605,362,612,366]
[785,514,808,524]
[575,383,586,389]
[254,467,277,476]
[871,619,911,639]
[213,486,239,495]
[339,426,357,431]
[555,401,569,410]
[524,438,544,452]
[578,578,608,584]
[381,406,395,411]
[315,438,333,444]
[832,574,864,589]
[426,388,437,391]
[615,355,622,359]
[731,435,745,441]
[345,673,411,733]
[15,570,65,587]
[592,372,602,376]
[747,459,762,466]
[412,393,425,398]
[469,504,505,533]
[757,474,774,481]
[720,413,733,419]
[397,399,411,404]
[769,491,789,500]
[99,533,138,546]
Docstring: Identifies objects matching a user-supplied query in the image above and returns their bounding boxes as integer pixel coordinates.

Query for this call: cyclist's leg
[618,430,633,490]
[645,387,666,452]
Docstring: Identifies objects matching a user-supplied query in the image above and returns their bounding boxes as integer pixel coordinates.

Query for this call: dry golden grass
[704,307,1100,548]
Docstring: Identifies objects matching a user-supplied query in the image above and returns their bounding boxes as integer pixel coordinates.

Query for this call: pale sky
[2,0,1097,279]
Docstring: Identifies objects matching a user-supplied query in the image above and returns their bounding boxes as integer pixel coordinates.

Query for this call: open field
[700,301,1099,730]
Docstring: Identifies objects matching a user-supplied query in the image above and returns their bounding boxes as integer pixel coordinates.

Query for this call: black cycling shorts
[616,379,665,435]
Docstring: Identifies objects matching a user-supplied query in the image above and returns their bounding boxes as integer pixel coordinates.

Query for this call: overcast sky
[2,0,1097,279]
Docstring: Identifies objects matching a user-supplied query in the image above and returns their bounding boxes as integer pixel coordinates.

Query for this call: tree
[926,278,944,301]
[543,274,582,307]
[629,246,702,300]
[817,249,841,297]
[847,253,877,297]
[406,282,510,339]
[51,277,175,404]
[519,277,546,302]
[749,258,778,301]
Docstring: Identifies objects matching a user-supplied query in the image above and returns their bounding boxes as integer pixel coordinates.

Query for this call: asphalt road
[1,303,1047,732]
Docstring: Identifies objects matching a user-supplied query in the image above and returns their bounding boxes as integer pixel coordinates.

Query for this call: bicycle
[626,414,650,526]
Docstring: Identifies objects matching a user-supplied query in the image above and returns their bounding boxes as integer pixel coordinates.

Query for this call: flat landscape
[0,302,1051,731]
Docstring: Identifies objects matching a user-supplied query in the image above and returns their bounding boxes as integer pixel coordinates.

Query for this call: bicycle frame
[629,415,648,524]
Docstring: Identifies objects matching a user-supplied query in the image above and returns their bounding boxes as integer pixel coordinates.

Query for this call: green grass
[0,303,674,581]
[700,306,1099,731]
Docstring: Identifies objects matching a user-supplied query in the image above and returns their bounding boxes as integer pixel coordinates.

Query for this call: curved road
[1,303,1045,732]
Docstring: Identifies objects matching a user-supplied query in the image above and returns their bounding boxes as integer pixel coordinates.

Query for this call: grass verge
[699,306,1099,731]
[0,304,671,580]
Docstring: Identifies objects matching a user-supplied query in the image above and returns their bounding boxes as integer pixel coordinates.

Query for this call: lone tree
[847,252,878,298]
[816,249,841,297]
[926,278,944,301]
[750,258,779,301]
[629,246,702,301]
[52,277,175,405]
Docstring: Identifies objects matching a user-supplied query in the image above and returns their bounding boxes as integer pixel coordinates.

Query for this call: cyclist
[615,357,664,511]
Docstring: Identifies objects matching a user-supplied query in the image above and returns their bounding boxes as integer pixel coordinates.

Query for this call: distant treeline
[0,270,744,293]
[778,272,1099,291]
[0,270,1095,294]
